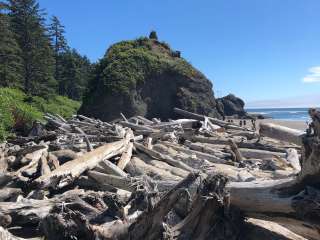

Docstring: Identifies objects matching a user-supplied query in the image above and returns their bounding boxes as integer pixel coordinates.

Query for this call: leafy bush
[0,87,80,141]
[86,37,196,98]
[30,95,80,118]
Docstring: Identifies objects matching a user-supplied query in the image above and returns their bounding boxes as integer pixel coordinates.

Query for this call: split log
[160,142,227,164]
[140,157,189,178]
[34,136,128,189]
[96,159,127,177]
[259,122,305,145]
[134,143,194,172]
[130,156,182,181]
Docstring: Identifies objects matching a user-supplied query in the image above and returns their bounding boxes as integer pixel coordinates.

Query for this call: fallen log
[259,122,305,145]
[117,130,134,170]
[239,148,286,159]
[227,128,320,239]
[34,136,128,189]
[131,156,182,181]
[174,107,247,130]
[134,143,194,172]
[125,172,199,240]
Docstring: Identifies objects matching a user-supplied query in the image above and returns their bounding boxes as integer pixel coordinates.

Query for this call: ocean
[246,108,311,121]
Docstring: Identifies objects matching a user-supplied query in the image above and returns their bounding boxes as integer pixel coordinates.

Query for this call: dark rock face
[217,94,247,117]
[79,38,222,121]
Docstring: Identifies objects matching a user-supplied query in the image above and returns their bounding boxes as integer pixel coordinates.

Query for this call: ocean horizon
[245,107,315,121]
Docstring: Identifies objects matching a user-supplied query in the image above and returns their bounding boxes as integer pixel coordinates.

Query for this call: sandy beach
[231,118,309,131]
[257,119,308,131]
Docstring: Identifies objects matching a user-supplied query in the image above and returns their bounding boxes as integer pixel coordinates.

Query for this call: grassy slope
[0,87,80,140]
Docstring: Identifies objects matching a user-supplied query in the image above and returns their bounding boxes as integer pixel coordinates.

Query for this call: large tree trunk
[259,122,305,145]
[227,114,320,239]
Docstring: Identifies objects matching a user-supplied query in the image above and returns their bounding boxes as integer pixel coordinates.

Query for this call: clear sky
[39,0,320,107]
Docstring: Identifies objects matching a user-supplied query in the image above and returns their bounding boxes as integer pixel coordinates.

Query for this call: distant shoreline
[246,107,311,122]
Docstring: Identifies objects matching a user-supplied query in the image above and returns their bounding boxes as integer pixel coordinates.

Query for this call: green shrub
[87,37,196,98]
[0,87,80,141]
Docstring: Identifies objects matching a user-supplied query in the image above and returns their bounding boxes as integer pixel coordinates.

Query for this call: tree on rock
[149,30,158,40]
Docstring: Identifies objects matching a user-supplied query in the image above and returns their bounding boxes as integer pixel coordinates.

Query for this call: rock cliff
[79,36,245,120]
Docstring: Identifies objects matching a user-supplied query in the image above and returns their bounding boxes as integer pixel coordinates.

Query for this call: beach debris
[0,108,318,239]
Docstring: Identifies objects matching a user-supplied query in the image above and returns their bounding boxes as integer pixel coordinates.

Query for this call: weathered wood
[127,172,199,240]
[34,137,128,189]
[134,142,194,172]
[286,148,300,172]
[131,156,182,181]
[0,188,22,201]
[39,151,51,176]
[0,227,22,240]
[239,148,287,159]
[117,130,134,170]
[120,121,156,133]
[260,122,305,145]
[174,107,247,130]
[171,175,242,240]
[97,158,127,177]
[228,139,243,162]
[161,142,227,164]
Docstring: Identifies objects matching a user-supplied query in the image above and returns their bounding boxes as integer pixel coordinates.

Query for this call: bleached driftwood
[34,137,128,189]
[259,122,305,145]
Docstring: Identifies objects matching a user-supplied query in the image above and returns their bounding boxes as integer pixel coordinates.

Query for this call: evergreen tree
[149,30,158,40]
[59,49,92,100]
[0,2,23,88]
[48,15,68,90]
[7,0,56,96]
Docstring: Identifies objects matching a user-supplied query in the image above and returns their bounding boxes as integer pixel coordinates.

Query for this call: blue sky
[39,0,320,107]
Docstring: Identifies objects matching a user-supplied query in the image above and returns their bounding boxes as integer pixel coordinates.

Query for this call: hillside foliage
[0,87,80,140]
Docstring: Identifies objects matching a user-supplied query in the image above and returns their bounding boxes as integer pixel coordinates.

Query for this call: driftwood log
[0,108,318,239]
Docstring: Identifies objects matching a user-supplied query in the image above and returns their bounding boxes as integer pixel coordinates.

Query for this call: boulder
[217,94,247,117]
[79,37,222,121]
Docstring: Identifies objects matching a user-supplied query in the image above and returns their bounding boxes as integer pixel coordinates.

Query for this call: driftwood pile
[0,107,319,240]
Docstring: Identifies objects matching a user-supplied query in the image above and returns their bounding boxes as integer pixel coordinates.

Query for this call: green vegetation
[0,0,92,99]
[0,88,80,140]
[149,30,158,40]
[85,36,197,99]
[0,0,91,140]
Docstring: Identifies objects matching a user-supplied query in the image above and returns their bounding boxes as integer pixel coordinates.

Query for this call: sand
[257,119,308,131]
[230,119,308,131]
